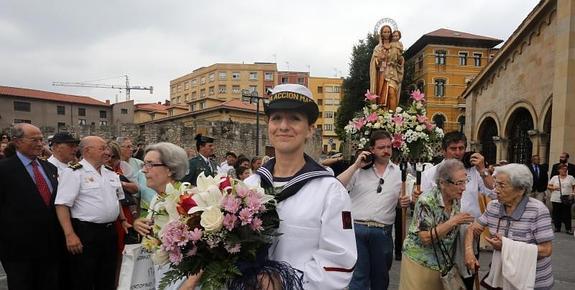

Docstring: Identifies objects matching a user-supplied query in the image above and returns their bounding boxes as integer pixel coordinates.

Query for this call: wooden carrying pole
[400,161,408,242]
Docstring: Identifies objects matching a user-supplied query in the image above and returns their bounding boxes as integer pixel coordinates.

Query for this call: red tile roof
[0,85,110,106]
[219,99,257,111]
[135,103,169,112]
[425,28,501,41]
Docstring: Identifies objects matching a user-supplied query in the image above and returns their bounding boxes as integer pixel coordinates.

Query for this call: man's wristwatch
[480,169,490,178]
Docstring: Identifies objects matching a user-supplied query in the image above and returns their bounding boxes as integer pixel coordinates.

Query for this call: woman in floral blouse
[399,159,474,290]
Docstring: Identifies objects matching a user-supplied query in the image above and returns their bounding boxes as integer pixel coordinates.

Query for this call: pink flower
[392,114,404,126]
[238,208,253,225]
[250,217,263,232]
[411,90,425,102]
[353,118,367,130]
[190,228,203,242]
[222,194,241,214]
[425,121,435,131]
[366,112,378,123]
[245,194,262,212]
[392,133,404,149]
[223,213,238,231]
[169,250,183,264]
[364,90,379,101]
[236,186,250,198]
[416,115,427,123]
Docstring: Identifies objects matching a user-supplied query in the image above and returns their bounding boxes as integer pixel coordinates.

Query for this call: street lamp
[241,89,269,156]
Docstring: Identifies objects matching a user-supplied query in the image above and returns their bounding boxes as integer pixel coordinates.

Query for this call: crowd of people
[0,83,571,290]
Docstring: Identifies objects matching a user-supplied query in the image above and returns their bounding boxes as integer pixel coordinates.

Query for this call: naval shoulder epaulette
[68,163,83,170]
[104,165,114,171]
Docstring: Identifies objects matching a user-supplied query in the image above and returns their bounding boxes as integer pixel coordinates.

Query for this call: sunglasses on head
[377,178,385,193]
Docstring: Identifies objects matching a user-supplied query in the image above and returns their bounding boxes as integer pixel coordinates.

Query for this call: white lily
[189,173,224,214]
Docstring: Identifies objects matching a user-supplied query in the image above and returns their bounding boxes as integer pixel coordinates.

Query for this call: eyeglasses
[494,182,509,189]
[446,178,467,187]
[376,178,385,193]
[142,162,167,169]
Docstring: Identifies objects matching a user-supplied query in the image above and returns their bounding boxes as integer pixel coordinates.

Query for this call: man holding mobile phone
[337,130,410,290]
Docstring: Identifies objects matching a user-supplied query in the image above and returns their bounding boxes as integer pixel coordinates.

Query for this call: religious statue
[369,23,405,111]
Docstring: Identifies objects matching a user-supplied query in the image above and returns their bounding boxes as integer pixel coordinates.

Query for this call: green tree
[335,33,378,139]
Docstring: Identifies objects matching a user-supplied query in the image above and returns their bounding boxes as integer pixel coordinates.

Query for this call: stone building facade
[463,0,574,165]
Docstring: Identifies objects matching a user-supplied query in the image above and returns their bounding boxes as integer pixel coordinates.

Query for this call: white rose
[416,125,423,132]
[373,122,381,129]
[151,249,169,265]
[200,207,224,232]
[396,107,403,113]
[416,103,423,109]
[371,104,378,110]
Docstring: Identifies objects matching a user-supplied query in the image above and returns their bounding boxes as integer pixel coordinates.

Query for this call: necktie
[535,165,539,178]
[31,160,51,206]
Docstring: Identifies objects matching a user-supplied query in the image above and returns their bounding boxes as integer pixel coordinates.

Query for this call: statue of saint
[369,25,405,111]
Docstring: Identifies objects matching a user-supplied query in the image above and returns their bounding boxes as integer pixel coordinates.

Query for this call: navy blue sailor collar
[256,154,333,202]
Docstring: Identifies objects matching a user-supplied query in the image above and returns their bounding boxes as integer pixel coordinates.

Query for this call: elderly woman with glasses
[132,142,190,290]
[399,159,474,290]
[464,163,554,290]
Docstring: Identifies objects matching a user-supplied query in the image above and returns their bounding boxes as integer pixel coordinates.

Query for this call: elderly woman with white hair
[399,159,475,290]
[132,142,190,290]
[464,163,554,290]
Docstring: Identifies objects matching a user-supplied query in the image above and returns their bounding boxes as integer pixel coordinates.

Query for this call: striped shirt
[478,196,554,289]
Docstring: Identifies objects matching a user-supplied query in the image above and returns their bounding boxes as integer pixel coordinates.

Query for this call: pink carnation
[222,194,241,214]
[190,228,203,242]
[169,250,183,264]
[223,213,238,231]
[238,208,253,225]
[250,217,263,232]
[245,194,262,212]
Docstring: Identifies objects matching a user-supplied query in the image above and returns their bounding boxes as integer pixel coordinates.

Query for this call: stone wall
[2,119,323,160]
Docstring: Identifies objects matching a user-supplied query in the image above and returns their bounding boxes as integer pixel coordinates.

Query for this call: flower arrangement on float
[141,173,278,290]
[344,89,444,161]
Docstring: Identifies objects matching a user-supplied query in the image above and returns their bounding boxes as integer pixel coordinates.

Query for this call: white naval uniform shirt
[47,155,68,178]
[346,162,401,225]
[55,159,124,223]
[245,174,357,290]
[421,160,495,218]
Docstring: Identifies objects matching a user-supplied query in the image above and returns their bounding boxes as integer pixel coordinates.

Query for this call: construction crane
[52,75,153,101]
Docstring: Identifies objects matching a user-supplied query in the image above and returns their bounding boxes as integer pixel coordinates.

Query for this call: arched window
[432,114,446,129]
[434,79,446,97]
[457,115,465,132]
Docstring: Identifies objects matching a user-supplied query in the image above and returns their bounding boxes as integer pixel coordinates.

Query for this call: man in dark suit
[528,155,549,203]
[550,152,575,178]
[0,123,65,290]
[181,134,217,185]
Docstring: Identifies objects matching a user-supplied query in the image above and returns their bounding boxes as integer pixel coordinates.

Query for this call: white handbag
[118,244,156,290]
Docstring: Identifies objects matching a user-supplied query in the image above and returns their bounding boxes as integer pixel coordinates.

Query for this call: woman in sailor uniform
[242,84,357,290]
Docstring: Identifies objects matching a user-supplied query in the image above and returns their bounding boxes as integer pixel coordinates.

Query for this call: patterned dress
[402,186,460,271]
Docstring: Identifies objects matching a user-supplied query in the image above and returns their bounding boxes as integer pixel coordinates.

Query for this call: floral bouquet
[142,173,280,290]
[344,90,444,161]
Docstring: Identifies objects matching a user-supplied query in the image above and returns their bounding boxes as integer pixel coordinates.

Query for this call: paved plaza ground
[2,226,574,289]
